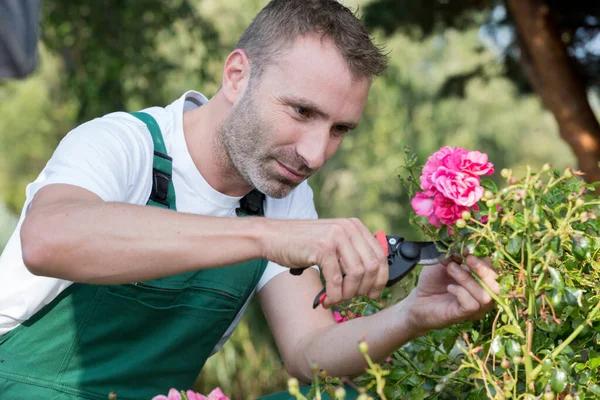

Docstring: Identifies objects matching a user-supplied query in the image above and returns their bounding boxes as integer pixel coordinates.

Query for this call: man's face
[219,34,371,198]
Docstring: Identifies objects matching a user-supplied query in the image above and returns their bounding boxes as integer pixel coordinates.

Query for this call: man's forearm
[291,294,425,382]
[21,200,268,284]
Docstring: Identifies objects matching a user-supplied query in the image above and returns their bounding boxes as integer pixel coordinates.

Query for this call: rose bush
[294,147,600,400]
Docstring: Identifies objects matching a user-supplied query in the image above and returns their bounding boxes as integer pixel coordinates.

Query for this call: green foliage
[340,157,600,399]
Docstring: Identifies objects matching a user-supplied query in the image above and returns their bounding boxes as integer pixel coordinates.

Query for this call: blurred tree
[0,1,225,213]
[362,0,600,183]
[41,0,221,124]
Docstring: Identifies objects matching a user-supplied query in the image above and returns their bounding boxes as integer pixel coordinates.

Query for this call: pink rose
[152,388,182,400]
[431,167,484,207]
[206,387,229,400]
[420,146,455,193]
[411,192,441,227]
[186,391,208,400]
[460,151,494,176]
[433,193,470,226]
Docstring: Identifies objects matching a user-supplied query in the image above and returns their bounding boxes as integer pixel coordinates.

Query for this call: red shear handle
[313,231,389,309]
[375,230,389,257]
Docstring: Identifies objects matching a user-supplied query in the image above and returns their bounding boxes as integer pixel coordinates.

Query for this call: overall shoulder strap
[129,111,177,211]
[236,189,265,217]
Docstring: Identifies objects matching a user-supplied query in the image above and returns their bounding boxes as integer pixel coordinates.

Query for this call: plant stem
[524,320,533,393]
[530,296,600,380]
[364,353,387,400]
[470,273,524,337]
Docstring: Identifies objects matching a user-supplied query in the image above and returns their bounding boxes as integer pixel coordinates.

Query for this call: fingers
[465,255,500,294]
[447,283,481,318]
[319,218,388,307]
[446,261,496,312]
[350,219,388,298]
[320,251,343,309]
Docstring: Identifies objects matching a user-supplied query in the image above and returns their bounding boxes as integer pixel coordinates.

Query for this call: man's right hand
[261,218,389,308]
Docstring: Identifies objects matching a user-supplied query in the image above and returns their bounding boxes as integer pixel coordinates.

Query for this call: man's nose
[295,127,330,170]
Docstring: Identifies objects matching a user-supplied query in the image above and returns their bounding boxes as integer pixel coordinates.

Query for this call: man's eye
[333,125,349,135]
[294,106,310,117]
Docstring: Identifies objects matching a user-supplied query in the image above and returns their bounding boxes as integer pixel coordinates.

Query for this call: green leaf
[588,356,600,370]
[490,336,504,356]
[564,287,584,307]
[505,339,521,357]
[505,237,522,256]
[496,325,524,337]
[588,384,600,395]
[387,369,406,380]
[480,179,498,193]
[550,368,568,393]
[547,267,564,290]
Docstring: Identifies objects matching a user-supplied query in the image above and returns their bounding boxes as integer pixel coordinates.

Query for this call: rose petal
[168,389,182,400]
[411,192,435,217]
[207,387,230,400]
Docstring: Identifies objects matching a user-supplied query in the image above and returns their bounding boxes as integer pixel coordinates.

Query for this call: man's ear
[221,49,251,105]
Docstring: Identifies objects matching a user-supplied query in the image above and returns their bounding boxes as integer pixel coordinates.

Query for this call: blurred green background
[1,0,599,399]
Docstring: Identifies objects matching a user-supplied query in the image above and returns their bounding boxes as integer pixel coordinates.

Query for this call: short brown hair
[235,0,388,81]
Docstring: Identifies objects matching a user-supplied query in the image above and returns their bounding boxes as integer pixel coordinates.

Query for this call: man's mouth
[276,161,307,183]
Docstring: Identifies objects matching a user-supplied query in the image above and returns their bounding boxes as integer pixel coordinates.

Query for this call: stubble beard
[216,88,306,199]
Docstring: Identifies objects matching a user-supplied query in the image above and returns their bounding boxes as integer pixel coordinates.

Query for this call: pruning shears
[290,231,451,309]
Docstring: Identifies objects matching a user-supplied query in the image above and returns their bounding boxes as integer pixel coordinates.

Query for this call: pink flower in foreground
[206,387,229,400]
[152,388,229,400]
[186,391,207,400]
[152,388,182,400]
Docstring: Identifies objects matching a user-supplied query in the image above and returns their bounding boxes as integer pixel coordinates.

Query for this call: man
[0,0,500,398]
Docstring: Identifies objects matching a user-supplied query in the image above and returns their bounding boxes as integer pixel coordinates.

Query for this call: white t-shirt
[0,90,319,353]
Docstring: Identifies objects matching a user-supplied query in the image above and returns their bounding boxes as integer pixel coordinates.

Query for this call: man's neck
[183,93,253,197]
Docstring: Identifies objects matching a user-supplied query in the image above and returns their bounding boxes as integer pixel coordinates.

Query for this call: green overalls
[0,113,362,400]
[0,113,269,399]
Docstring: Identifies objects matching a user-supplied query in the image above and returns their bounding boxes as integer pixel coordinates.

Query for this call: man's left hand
[404,254,500,332]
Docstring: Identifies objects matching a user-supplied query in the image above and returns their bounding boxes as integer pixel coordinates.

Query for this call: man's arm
[20,184,268,283]
[21,184,390,297]
[259,255,499,383]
